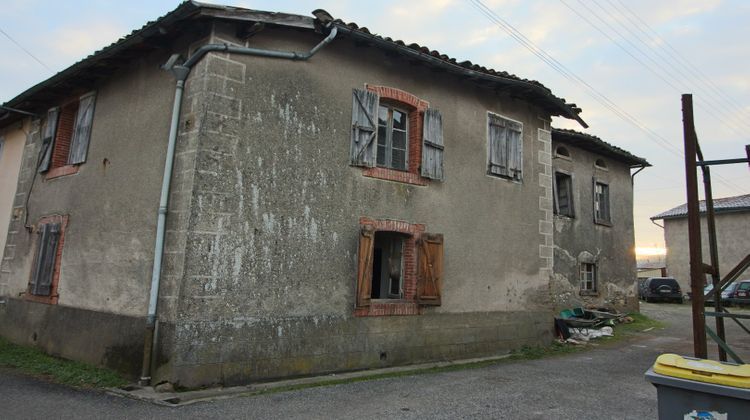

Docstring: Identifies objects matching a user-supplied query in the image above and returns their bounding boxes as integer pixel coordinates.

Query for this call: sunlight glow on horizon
[636,247,667,257]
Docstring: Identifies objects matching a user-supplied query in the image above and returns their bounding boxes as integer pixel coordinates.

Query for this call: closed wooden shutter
[68,92,96,165]
[350,88,379,167]
[488,115,508,177]
[417,233,443,306]
[30,222,61,296]
[38,107,60,173]
[421,108,444,180]
[356,225,375,308]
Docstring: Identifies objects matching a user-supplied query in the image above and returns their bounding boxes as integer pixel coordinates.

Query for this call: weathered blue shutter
[506,121,523,181]
[350,88,379,167]
[30,223,61,296]
[68,92,96,165]
[421,108,444,180]
[38,107,60,173]
[488,115,508,176]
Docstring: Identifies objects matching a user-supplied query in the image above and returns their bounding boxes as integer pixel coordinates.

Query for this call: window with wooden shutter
[417,233,443,306]
[593,180,611,225]
[421,108,444,180]
[356,224,375,308]
[68,92,96,165]
[38,107,59,173]
[554,172,574,217]
[350,88,379,168]
[487,113,523,181]
[30,222,61,296]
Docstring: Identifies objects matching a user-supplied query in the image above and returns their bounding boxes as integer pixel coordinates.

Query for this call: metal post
[682,94,707,358]
[701,165,726,360]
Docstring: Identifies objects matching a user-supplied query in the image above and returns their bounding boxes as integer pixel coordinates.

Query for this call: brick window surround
[363,85,429,186]
[25,215,69,305]
[46,101,80,180]
[355,217,426,317]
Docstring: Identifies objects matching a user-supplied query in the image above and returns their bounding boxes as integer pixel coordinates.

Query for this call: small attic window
[555,146,571,159]
[595,158,607,169]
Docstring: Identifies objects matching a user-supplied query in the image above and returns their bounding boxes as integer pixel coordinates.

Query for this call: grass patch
[0,336,127,389]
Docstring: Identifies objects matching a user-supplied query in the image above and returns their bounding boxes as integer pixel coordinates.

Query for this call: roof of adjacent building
[651,194,750,220]
[0,1,586,128]
[551,128,650,167]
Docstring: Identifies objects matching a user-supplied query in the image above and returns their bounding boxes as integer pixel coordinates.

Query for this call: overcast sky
[2,0,748,253]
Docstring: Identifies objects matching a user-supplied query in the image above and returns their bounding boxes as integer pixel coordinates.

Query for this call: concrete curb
[106,354,512,407]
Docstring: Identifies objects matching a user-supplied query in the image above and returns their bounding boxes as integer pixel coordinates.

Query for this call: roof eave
[333,23,587,127]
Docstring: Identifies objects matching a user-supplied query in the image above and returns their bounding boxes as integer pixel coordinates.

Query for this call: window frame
[553,170,575,218]
[580,262,597,293]
[486,112,524,182]
[41,91,96,180]
[376,103,410,171]
[593,179,611,226]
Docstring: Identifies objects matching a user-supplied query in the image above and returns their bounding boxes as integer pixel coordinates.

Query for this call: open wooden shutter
[68,92,96,165]
[350,88,379,167]
[488,116,508,177]
[421,108,444,180]
[356,224,375,308]
[417,233,443,306]
[38,107,59,173]
[506,121,523,180]
[30,223,61,296]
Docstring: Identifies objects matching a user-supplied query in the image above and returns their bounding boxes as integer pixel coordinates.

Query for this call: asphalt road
[2,302,749,419]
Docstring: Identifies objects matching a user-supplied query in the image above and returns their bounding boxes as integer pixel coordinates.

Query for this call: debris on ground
[554,307,633,344]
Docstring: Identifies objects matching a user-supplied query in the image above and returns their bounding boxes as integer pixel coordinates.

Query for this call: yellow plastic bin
[645,354,750,419]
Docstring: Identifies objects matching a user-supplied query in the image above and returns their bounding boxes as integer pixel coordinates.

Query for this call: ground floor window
[580,262,596,292]
[355,218,442,316]
[26,215,68,305]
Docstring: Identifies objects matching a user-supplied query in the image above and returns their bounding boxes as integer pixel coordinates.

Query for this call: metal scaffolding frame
[682,94,750,362]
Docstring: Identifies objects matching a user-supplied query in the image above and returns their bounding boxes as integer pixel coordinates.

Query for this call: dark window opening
[371,231,406,299]
[376,104,409,171]
[594,181,611,224]
[555,146,570,158]
[595,158,607,169]
[554,172,574,217]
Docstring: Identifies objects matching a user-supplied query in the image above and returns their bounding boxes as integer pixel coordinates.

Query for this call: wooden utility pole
[682,94,707,358]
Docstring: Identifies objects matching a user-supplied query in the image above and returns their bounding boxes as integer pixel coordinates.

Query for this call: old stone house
[0,2,645,387]
[652,194,750,293]
[549,129,649,310]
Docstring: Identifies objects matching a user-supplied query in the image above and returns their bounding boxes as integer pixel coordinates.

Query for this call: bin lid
[653,354,750,389]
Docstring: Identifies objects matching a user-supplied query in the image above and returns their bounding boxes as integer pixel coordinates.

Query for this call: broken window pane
[371,231,406,299]
[555,172,574,217]
[376,104,409,171]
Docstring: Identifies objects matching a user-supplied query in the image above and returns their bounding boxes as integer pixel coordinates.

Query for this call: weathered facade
[549,129,648,311]
[652,194,750,293]
[0,3,645,387]
[0,120,27,256]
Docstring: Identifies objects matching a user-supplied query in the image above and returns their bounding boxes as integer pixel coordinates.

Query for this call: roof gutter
[139,23,338,386]
[332,23,588,128]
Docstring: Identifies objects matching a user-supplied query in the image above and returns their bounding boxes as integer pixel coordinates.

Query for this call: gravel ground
[1,302,748,419]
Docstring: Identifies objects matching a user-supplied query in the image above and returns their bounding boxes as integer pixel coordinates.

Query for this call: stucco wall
[154,23,558,386]
[664,212,750,293]
[0,120,26,257]
[550,141,638,311]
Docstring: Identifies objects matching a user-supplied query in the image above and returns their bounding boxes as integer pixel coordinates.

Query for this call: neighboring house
[0,2,643,388]
[0,118,27,264]
[549,129,649,310]
[652,194,750,293]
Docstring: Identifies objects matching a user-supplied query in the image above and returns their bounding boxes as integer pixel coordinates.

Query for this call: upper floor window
[554,172,574,217]
[377,104,408,171]
[487,113,523,182]
[594,181,611,225]
[595,158,608,170]
[39,92,96,179]
[555,146,571,159]
[349,87,444,185]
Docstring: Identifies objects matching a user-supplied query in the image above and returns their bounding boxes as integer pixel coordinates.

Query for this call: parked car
[704,282,738,306]
[641,277,683,303]
[728,280,750,307]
